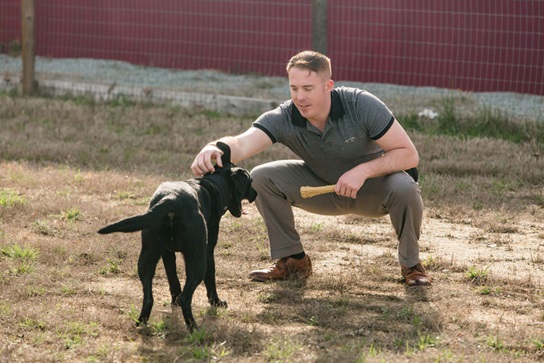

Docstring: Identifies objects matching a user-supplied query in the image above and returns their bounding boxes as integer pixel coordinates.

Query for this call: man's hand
[191,143,224,176]
[335,167,367,199]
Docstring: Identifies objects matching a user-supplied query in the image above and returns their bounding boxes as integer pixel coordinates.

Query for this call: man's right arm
[190,127,273,176]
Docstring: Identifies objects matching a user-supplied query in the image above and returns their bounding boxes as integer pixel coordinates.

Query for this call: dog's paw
[136,316,149,327]
[172,294,182,306]
[209,298,228,308]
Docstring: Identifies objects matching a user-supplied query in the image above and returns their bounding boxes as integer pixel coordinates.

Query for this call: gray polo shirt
[252,86,395,184]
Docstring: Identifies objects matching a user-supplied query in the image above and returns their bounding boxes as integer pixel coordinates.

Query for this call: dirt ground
[0,90,543,361]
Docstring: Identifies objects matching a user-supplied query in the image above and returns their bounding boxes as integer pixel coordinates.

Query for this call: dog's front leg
[204,224,227,308]
[204,252,227,308]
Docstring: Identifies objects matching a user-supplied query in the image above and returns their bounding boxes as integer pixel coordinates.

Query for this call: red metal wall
[1,0,542,95]
[329,0,544,94]
[0,0,20,52]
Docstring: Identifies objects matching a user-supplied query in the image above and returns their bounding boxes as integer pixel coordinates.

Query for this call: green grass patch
[1,244,40,260]
[398,97,544,145]
[0,188,25,208]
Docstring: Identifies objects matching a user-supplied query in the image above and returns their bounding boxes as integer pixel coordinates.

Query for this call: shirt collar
[290,89,345,127]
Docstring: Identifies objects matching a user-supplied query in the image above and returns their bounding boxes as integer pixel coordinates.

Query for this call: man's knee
[388,174,422,207]
[250,164,272,191]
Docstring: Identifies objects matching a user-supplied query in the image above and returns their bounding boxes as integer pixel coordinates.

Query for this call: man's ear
[216,141,232,165]
[325,79,334,92]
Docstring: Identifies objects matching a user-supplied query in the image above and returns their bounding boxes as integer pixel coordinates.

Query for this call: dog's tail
[97,198,175,234]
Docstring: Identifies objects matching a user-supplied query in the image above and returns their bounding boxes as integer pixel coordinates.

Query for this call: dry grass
[0,93,543,362]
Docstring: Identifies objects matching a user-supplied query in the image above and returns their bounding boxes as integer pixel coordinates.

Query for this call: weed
[185,327,213,345]
[123,304,140,324]
[465,265,491,285]
[0,188,25,207]
[61,93,96,107]
[486,334,505,351]
[308,315,320,326]
[179,340,231,360]
[0,301,11,316]
[182,345,212,360]
[58,321,100,349]
[437,96,459,135]
[1,244,39,260]
[73,169,85,182]
[421,254,442,270]
[263,336,302,362]
[473,105,536,143]
[367,344,381,357]
[98,259,121,275]
[117,191,135,200]
[27,287,46,297]
[417,333,438,351]
[106,94,134,108]
[398,113,421,131]
[62,208,81,222]
[149,319,168,338]
[13,262,34,275]
[19,317,46,331]
[61,287,76,296]
[199,110,222,119]
[33,219,54,235]
[210,341,231,359]
[310,222,325,233]
[472,202,484,211]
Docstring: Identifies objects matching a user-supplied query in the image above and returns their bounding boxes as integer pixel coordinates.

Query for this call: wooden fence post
[312,0,327,55]
[22,0,35,95]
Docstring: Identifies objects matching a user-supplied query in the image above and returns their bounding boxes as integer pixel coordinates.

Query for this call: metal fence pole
[22,0,35,95]
[312,0,327,54]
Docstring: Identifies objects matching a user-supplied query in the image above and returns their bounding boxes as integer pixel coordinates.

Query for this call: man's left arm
[335,119,419,198]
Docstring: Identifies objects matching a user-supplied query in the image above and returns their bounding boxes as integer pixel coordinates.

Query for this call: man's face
[288,67,333,123]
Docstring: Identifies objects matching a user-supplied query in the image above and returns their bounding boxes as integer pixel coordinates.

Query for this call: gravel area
[1,54,542,121]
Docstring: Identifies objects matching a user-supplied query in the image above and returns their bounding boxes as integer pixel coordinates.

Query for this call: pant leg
[251,161,423,267]
[250,160,344,259]
[349,171,423,268]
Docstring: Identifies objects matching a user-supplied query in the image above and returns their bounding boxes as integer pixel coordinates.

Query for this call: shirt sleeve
[252,103,291,144]
[353,89,395,140]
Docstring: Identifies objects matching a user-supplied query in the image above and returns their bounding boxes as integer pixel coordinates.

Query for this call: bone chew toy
[300,185,335,198]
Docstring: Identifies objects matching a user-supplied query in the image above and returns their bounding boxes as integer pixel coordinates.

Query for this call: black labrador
[97,142,257,331]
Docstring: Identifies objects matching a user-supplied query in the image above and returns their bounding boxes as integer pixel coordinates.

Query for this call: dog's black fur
[97,142,257,331]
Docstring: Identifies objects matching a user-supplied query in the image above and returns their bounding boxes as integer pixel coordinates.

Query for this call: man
[191,50,431,286]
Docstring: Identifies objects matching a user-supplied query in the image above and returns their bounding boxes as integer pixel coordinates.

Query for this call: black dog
[98,142,257,331]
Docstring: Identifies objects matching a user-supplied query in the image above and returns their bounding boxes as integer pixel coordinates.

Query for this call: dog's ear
[216,141,232,166]
[227,168,257,217]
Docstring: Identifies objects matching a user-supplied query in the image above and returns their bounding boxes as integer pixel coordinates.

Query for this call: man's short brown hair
[286,50,332,79]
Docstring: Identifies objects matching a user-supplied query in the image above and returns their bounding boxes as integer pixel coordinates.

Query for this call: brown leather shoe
[249,255,312,282]
[401,262,431,286]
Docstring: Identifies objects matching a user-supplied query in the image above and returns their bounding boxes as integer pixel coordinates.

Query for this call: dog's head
[226,167,257,217]
[215,142,257,217]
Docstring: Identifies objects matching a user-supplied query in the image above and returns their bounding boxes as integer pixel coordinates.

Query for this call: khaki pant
[250,160,423,268]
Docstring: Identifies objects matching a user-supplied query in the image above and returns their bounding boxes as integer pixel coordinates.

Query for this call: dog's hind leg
[136,229,164,326]
[162,249,182,305]
[175,220,207,331]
